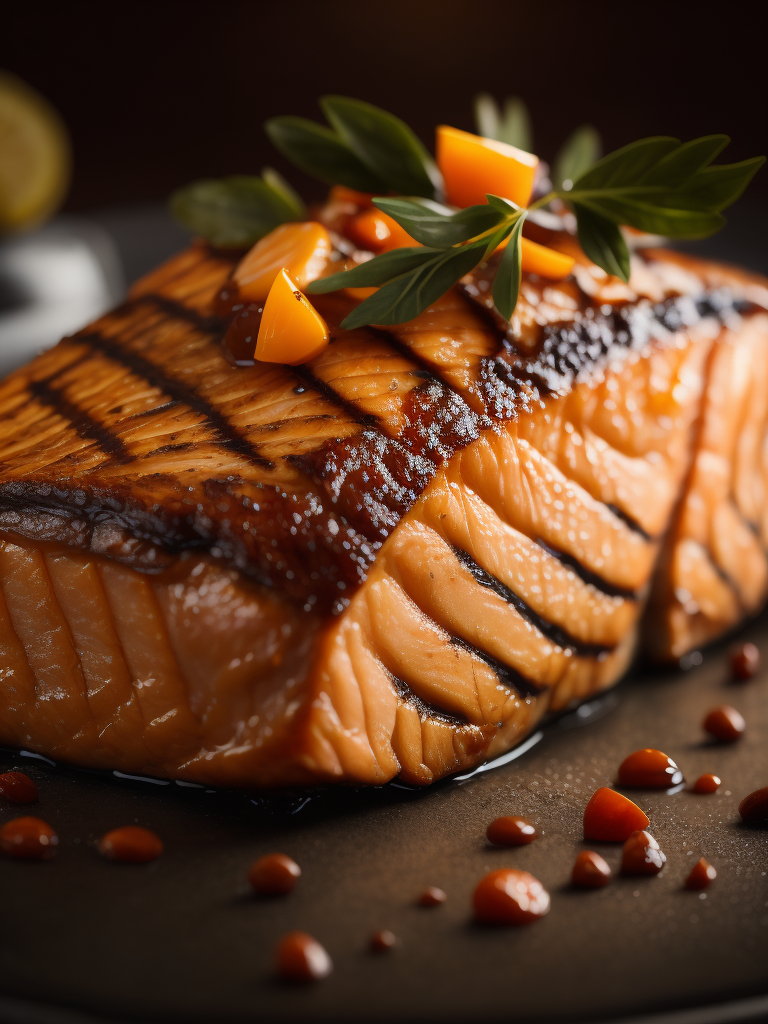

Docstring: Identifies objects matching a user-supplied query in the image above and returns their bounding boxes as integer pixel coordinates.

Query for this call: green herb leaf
[553,125,601,188]
[321,96,442,200]
[340,244,485,329]
[372,196,503,248]
[473,93,532,151]
[492,214,526,320]
[170,175,302,247]
[474,93,499,141]
[639,135,728,187]
[261,167,306,219]
[573,204,631,282]
[573,137,680,189]
[670,157,765,211]
[307,247,441,293]
[264,116,386,193]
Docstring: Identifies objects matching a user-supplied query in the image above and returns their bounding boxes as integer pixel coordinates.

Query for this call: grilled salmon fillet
[0,236,766,787]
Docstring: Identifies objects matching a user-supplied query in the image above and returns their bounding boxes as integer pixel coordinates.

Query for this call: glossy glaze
[738,786,768,823]
[703,705,746,742]
[693,773,721,794]
[274,932,332,983]
[617,748,683,788]
[0,816,57,860]
[473,869,550,925]
[572,851,612,888]
[685,857,716,889]
[621,830,666,875]
[731,642,760,680]
[248,853,301,895]
[0,771,38,803]
[486,815,538,846]
[369,930,397,953]
[583,787,649,841]
[97,826,163,863]
[418,886,447,907]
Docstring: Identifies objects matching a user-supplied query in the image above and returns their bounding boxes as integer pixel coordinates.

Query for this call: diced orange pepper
[328,185,375,208]
[436,125,538,209]
[495,234,575,279]
[347,209,419,253]
[234,222,332,303]
[255,269,329,365]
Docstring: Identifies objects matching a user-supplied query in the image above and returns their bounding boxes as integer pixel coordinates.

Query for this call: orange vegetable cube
[234,222,332,303]
[255,269,330,365]
[328,185,375,209]
[347,209,419,253]
[436,125,538,209]
[520,237,574,279]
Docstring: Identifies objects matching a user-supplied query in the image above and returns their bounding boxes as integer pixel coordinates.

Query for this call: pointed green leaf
[170,176,301,247]
[340,244,485,328]
[492,214,525,320]
[639,135,729,187]
[321,95,442,200]
[261,167,306,219]
[498,96,533,152]
[265,116,386,193]
[676,157,766,212]
[372,196,504,248]
[574,136,679,189]
[573,204,631,282]
[306,247,440,293]
[572,194,725,238]
[474,93,499,140]
[553,125,601,188]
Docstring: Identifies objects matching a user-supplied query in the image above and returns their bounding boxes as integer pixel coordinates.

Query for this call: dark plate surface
[1,208,767,1024]
[0,616,767,1024]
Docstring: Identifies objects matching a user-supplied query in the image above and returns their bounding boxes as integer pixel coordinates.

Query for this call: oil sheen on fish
[0,233,766,787]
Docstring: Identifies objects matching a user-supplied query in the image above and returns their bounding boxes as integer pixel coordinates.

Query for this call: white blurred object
[0,218,124,377]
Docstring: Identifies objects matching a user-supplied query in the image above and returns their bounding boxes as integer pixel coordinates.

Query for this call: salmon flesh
[0,237,766,787]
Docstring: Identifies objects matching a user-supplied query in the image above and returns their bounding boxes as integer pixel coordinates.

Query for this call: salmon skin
[0,234,767,788]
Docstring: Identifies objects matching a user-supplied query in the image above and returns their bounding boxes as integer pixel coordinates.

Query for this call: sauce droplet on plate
[97,826,163,863]
[738,787,768,823]
[731,642,759,680]
[583,787,650,841]
[572,850,612,888]
[248,853,301,895]
[370,929,397,953]
[274,931,332,982]
[617,749,683,788]
[473,868,550,925]
[685,857,716,889]
[621,830,666,875]
[693,773,721,794]
[486,815,538,846]
[418,886,447,907]
[703,705,745,742]
[222,303,264,366]
[0,816,58,860]
[0,771,39,804]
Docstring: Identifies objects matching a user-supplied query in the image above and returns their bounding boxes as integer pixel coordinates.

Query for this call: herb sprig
[309,135,764,328]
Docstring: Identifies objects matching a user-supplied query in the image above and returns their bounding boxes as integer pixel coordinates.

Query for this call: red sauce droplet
[274,931,332,983]
[473,868,550,925]
[738,786,768,824]
[731,642,759,681]
[693,773,721,794]
[583,787,650,841]
[418,886,447,907]
[617,748,683,788]
[621,830,666,875]
[213,283,242,318]
[685,857,716,889]
[97,826,163,863]
[486,815,538,846]
[248,853,301,895]
[572,850,612,888]
[703,704,745,742]
[0,816,58,860]
[369,929,397,953]
[0,771,39,804]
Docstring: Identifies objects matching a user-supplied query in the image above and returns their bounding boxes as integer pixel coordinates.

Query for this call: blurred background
[1,0,766,373]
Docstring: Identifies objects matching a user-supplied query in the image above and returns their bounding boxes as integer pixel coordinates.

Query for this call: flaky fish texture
[1,235,766,787]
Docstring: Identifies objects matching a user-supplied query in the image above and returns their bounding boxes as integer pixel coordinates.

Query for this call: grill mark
[288,364,379,427]
[451,546,612,657]
[605,503,653,541]
[388,673,470,727]
[72,332,274,470]
[535,538,639,601]
[28,378,130,462]
[145,442,196,458]
[133,293,225,335]
[449,635,545,699]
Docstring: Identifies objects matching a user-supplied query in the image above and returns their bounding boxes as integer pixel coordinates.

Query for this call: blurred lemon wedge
[0,71,71,234]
